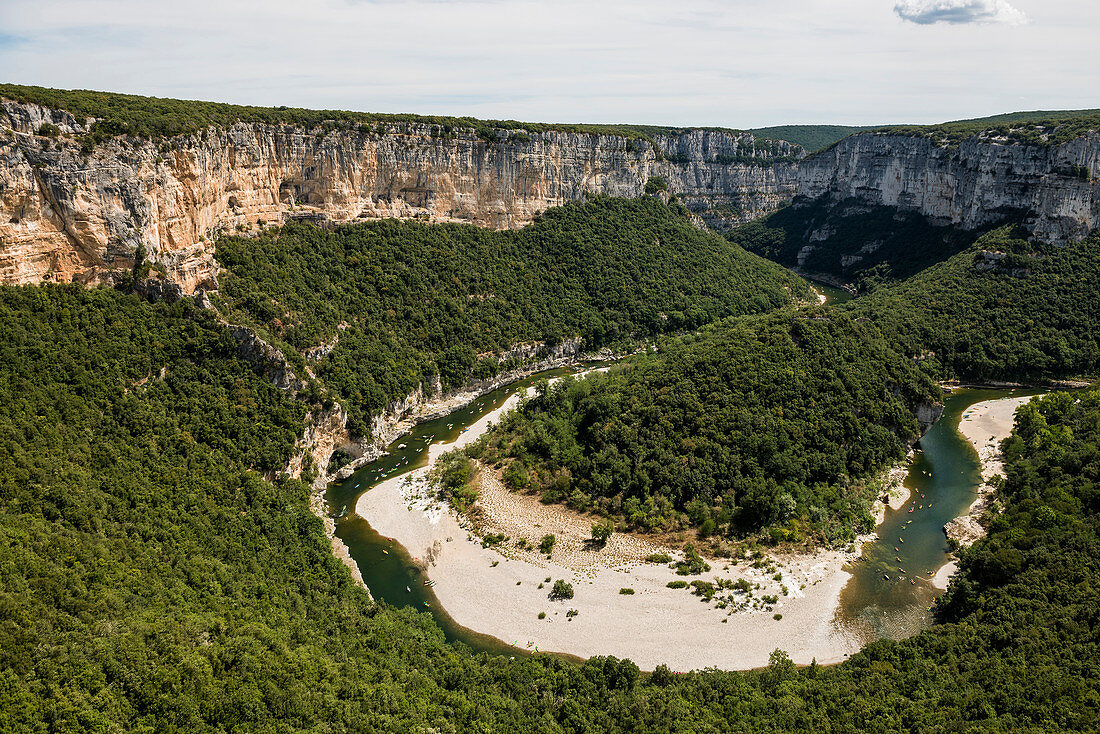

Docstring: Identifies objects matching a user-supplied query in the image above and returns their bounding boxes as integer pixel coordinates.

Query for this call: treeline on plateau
[214,196,808,435]
[0,83,741,148]
[475,314,939,544]
[1,284,1096,731]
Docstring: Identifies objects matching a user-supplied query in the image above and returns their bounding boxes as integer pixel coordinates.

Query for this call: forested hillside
[728,198,981,291]
[475,313,939,543]
[215,196,810,435]
[850,226,1100,381]
[1,284,1095,731]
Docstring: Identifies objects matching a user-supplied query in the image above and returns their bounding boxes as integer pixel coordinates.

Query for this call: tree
[549,580,574,600]
[591,518,615,545]
[539,534,556,555]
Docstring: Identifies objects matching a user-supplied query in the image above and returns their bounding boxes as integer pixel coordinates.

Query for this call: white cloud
[894,0,1029,25]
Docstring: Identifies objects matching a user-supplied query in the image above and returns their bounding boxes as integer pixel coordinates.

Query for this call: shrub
[619,588,635,595]
[539,534,556,555]
[645,552,673,564]
[549,580,574,600]
[666,580,688,589]
[674,544,711,575]
[591,518,615,545]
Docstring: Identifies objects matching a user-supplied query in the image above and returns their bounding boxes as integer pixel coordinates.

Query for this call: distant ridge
[748,125,875,152]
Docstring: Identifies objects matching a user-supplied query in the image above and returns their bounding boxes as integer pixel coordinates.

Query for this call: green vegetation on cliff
[873,108,1100,148]
[748,124,873,152]
[475,313,939,544]
[215,196,809,436]
[852,226,1100,381]
[1,283,1097,731]
[0,83,749,149]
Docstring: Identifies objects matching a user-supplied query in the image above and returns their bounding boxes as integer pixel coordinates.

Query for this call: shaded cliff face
[0,100,799,292]
[797,132,1100,244]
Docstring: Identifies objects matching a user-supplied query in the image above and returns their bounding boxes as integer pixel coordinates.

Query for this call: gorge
[2,87,1099,297]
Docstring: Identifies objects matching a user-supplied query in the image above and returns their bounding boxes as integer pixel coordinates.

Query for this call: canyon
[1,97,1098,294]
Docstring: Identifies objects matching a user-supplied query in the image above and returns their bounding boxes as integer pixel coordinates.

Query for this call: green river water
[324,367,1043,659]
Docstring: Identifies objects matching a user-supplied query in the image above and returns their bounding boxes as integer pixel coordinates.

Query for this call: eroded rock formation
[3,98,1099,295]
[0,100,799,292]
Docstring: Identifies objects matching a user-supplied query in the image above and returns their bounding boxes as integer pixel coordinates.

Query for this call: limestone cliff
[3,96,1099,295]
[797,131,1100,244]
[0,99,798,292]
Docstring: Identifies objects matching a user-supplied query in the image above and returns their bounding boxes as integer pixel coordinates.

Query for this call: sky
[0,0,1096,128]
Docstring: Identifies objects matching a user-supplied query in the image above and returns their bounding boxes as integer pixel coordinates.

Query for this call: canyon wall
[796,132,1100,244]
[0,99,798,292]
[3,96,1099,295]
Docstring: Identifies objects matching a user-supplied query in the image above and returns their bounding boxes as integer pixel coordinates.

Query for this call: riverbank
[934,393,1034,588]
[354,375,917,671]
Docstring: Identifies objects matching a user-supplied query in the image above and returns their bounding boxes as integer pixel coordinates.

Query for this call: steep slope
[850,225,1100,381]
[797,129,1100,245]
[0,88,801,292]
[3,87,1100,298]
[212,196,811,437]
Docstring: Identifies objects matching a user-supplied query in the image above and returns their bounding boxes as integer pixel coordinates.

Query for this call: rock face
[797,132,1100,244]
[3,98,1099,294]
[0,100,799,292]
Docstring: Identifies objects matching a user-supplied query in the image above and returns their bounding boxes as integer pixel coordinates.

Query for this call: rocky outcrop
[295,336,588,490]
[944,515,986,548]
[797,132,1100,244]
[4,97,1099,295]
[0,99,800,292]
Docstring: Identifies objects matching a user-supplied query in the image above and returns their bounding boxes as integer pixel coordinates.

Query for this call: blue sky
[0,0,1095,127]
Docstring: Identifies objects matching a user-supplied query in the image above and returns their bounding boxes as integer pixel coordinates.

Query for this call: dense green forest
[215,196,809,435]
[850,225,1100,381]
[473,313,939,543]
[728,197,981,291]
[872,108,1100,148]
[1,284,1096,731]
[0,83,751,149]
[747,124,872,152]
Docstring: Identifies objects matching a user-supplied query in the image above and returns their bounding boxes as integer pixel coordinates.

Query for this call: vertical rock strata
[797,132,1100,244]
[2,98,1098,294]
[0,100,798,291]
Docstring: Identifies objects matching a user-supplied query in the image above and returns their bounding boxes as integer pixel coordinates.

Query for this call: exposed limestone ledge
[0,99,801,292]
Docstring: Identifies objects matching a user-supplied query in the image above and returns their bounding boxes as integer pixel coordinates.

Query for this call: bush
[550,580,574,600]
[539,534,556,555]
[503,460,529,489]
[666,580,688,589]
[591,518,615,545]
[619,588,635,595]
[37,122,60,137]
[674,544,711,576]
[645,552,673,563]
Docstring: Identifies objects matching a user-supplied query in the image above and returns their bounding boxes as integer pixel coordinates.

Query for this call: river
[326,372,1040,659]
